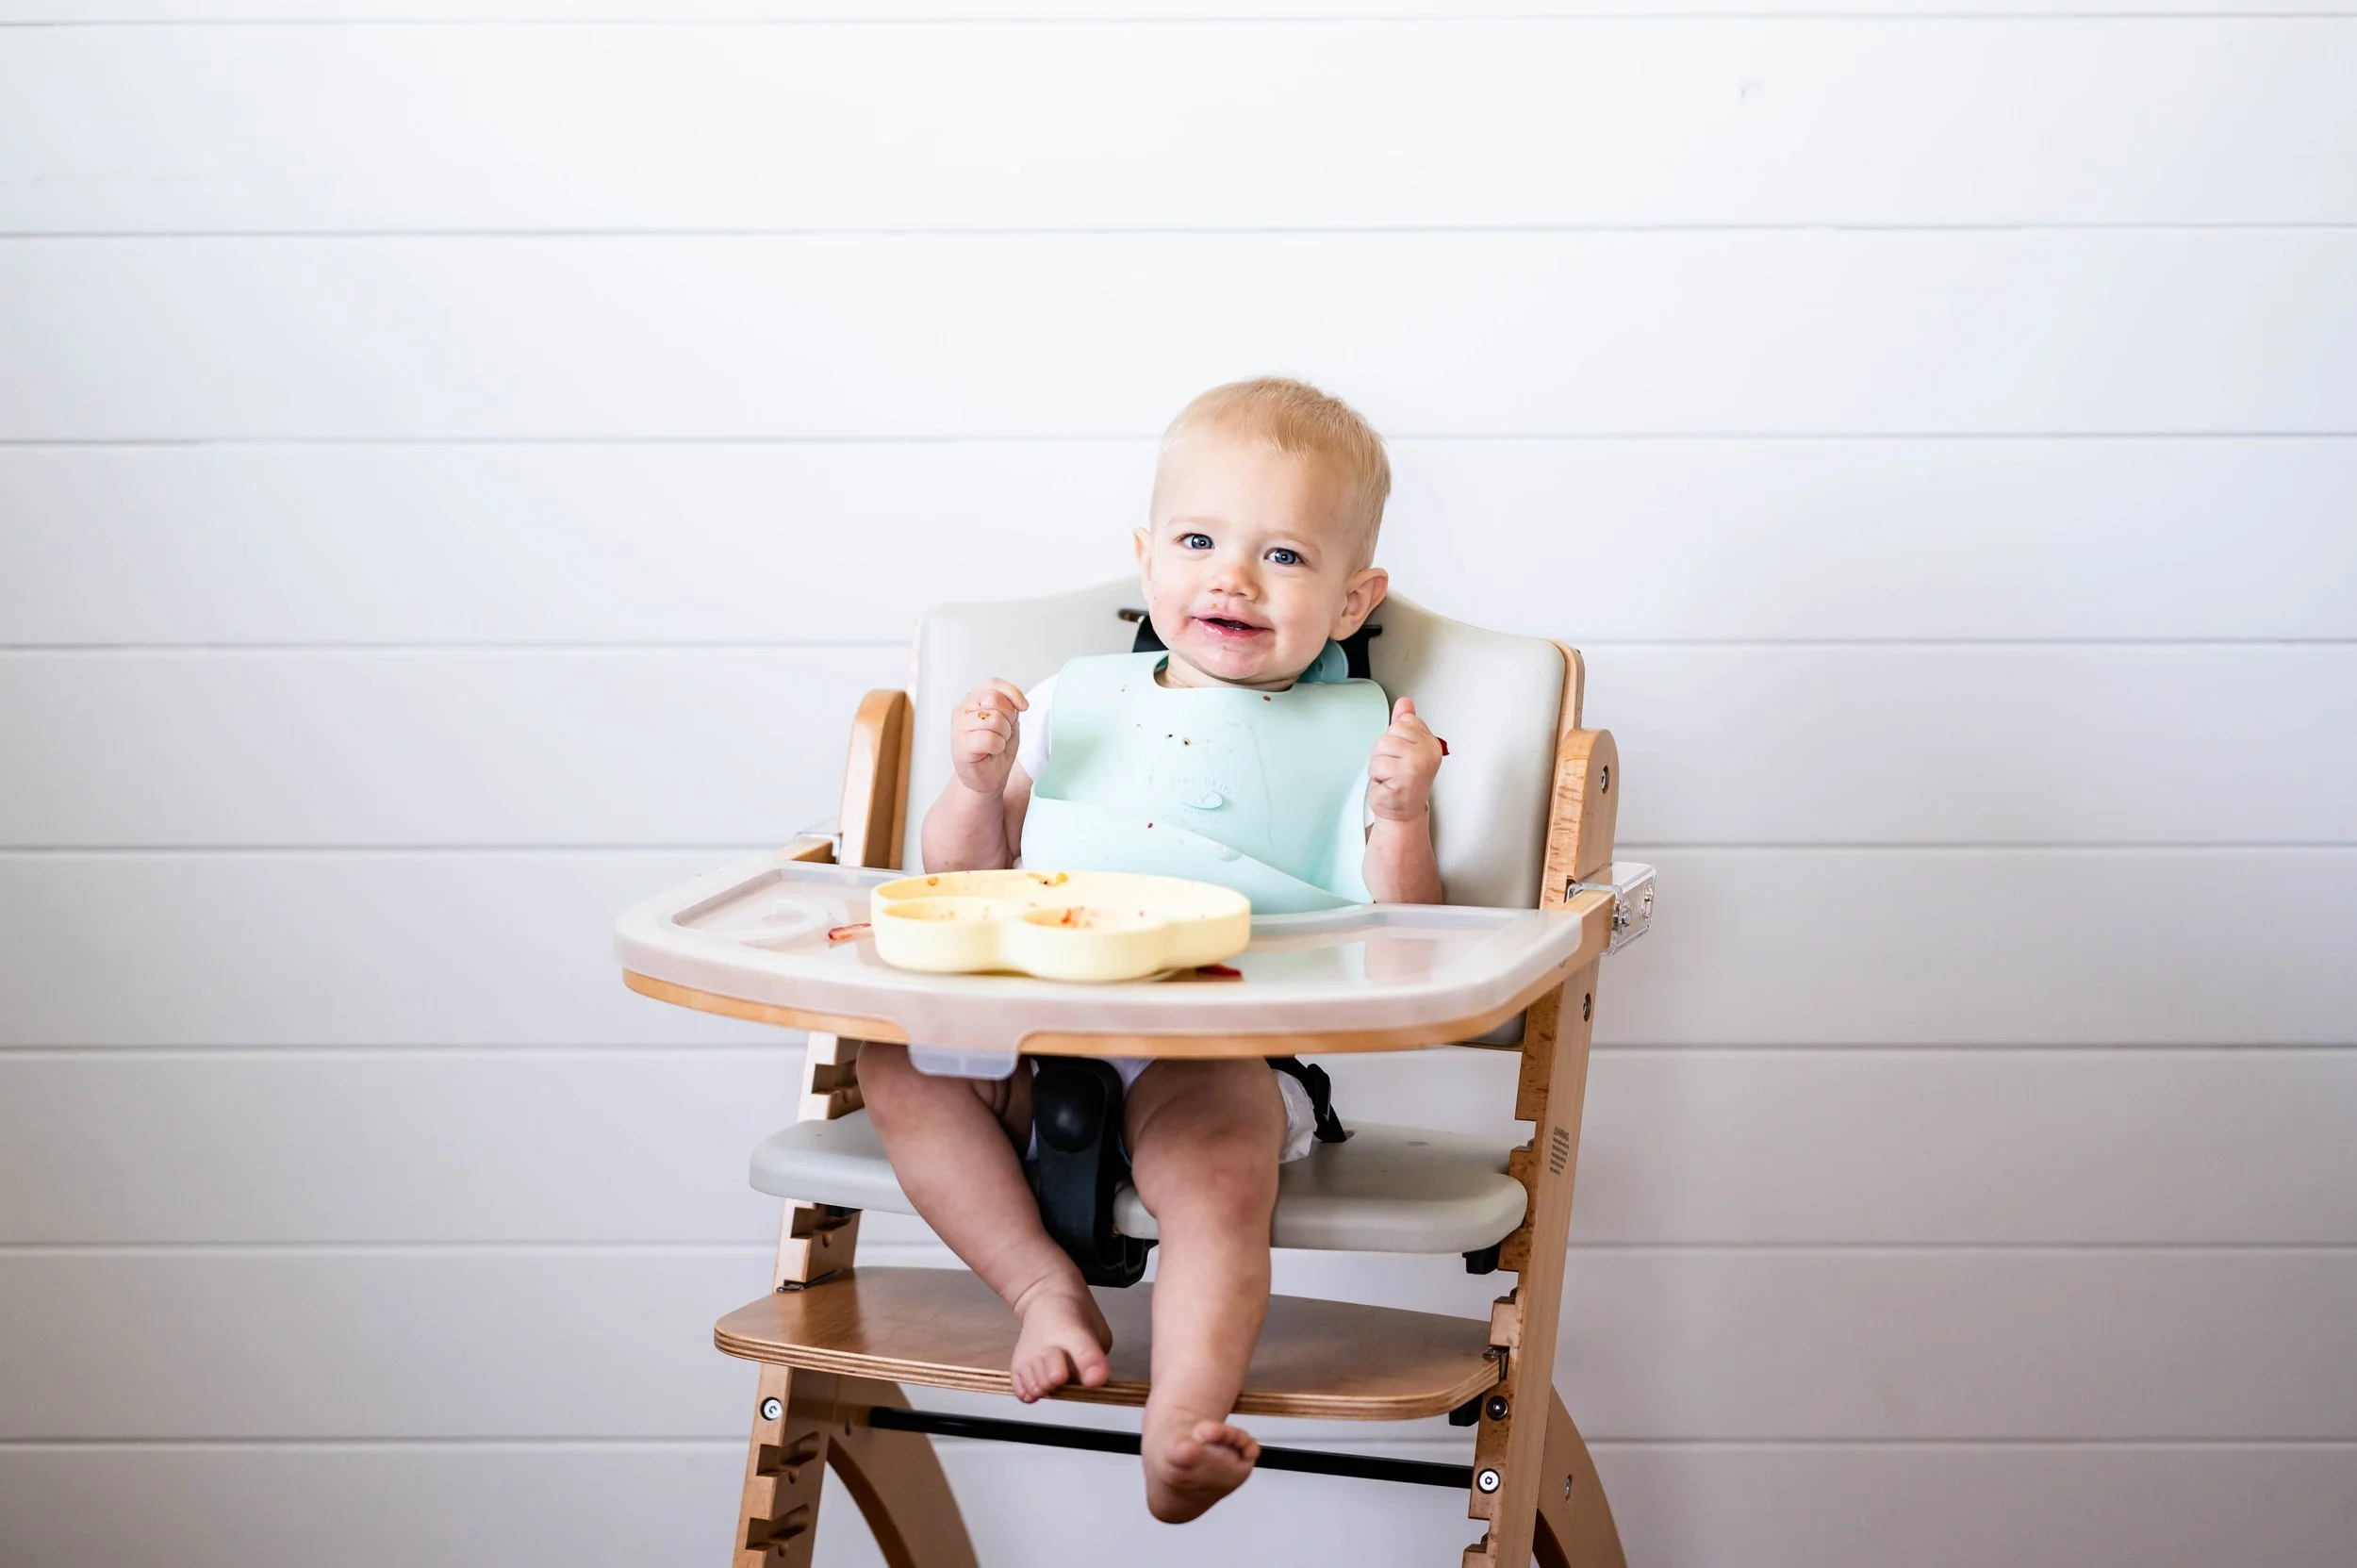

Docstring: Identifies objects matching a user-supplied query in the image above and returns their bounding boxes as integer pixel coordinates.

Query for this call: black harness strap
[1267,1055,1350,1145]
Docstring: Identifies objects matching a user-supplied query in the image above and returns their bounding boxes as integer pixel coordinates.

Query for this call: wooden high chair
[618,583,1655,1566]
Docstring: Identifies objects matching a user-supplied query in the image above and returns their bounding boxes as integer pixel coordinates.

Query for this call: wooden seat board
[713,1266,1502,1422]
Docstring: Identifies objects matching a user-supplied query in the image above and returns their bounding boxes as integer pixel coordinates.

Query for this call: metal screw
[1599,765,1609,793]
[1475,1468,1503,1494]
[1581,992,1592,1021]
[759,1396,783,1422]
[1563,1474,1575,1498]
[1484,1395,1511,1422]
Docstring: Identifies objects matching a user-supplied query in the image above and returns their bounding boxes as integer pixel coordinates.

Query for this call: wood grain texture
[806,1376,980,1568]
[8,21,2349,231]
[8,441,2351,646]
[6,233,2352,440]
[714,1267,1503,1421]
[1535,1390,1626,1568]
[836,689,911,874]
[1469,671,1619,1560]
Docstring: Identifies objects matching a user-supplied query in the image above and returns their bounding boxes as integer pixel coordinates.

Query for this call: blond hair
[1157,377,1393,559]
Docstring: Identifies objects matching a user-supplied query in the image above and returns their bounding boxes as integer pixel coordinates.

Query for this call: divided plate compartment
[870,869,1250,982]
[616,850,1601,1072]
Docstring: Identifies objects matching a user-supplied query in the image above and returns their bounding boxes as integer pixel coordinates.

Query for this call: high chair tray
[617,850,1615,1062]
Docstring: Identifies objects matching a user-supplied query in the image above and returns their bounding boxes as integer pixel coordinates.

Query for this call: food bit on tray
[827,922,871,944]
[1195,963,1244,980]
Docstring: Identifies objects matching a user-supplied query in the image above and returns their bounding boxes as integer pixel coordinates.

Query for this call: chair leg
[1532,1390,1625,1568]
[733,1362,832,1567]
[825,1377,981,1568]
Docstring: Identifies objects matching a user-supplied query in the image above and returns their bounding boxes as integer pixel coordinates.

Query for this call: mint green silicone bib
[1022,651,1391,914]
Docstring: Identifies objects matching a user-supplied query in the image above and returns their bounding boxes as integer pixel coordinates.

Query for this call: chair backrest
[901,582,1573,909]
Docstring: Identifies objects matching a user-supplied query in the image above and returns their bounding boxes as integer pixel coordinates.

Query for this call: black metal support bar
[862,1404,1473,1491]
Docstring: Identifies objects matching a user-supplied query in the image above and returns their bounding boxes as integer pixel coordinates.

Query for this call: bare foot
[1008,1282,1113,1403]
[1142,1411,1260,1523]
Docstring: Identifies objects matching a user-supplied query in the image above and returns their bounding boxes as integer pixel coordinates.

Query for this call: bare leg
[1122,1059,1289,1524]
[857,1045,1112,1401]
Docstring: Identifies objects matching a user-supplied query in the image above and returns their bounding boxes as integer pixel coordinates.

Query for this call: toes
[1198,1421,1259,1461]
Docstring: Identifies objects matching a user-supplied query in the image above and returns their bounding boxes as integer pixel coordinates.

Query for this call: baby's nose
[1208,556,1259,594]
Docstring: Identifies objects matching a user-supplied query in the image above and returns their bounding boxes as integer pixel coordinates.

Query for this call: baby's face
[1134,432,1387,690]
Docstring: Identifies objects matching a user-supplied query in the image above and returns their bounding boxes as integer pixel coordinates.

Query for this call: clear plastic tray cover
[616,851,1596,1071]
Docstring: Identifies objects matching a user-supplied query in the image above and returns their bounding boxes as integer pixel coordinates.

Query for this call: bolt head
[1564,1474,1575,1498]
[1484,1395,1510,1422]
[759,1396,783,1422]
[1476,1468,1503,1494]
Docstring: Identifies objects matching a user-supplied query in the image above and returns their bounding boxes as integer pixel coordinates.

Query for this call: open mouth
[1194,614,1270,638]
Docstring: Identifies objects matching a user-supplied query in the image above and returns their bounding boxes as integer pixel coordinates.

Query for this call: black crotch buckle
[1028,1057,1154,1288]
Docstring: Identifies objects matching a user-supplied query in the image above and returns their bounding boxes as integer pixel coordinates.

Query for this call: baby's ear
[1333,565,1389,638]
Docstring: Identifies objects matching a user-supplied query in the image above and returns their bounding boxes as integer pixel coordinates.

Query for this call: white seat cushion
[749,1110,1527,1256]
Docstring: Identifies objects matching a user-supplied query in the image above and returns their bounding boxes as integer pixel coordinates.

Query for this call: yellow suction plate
[868,869,1250,982]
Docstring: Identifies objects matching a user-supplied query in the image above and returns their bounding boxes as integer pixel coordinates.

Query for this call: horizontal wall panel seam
[15,843,2354,852]
[6,1242,2349,1255]
[2,1437,2349,1452]
[9,224,2357,238]
[8,640,2357,652]
[7,844,2353,855]
[10,1041,2353,1054]
[8,431,2357,442]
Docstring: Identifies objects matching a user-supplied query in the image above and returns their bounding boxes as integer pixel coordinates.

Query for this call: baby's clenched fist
[1367,696,1445,822]
[949,677,1029,797]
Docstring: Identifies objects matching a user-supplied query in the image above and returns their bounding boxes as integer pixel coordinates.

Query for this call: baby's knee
[852,1043,920,1120]
[1139,1137,1280,1229]
[855,1043,1015,1133]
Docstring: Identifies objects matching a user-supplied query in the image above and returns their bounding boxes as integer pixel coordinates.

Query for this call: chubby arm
[1363,697,1445,904]
[920,677,1034,872]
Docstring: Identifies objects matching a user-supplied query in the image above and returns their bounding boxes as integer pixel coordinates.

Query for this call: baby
[856,378,1445,1523]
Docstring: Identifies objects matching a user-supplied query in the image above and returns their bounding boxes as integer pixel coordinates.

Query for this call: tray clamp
[788,816,844,865]
[1563,862,1657,954]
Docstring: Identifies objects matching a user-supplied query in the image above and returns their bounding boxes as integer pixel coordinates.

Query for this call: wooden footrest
[714,1266,1502,1422]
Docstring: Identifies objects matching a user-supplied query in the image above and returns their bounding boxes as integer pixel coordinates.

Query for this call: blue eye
[1267,548,1302,567]
[1180,533,1213,551]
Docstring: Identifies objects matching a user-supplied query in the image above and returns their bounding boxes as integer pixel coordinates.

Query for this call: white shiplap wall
[2,8,2353,1566]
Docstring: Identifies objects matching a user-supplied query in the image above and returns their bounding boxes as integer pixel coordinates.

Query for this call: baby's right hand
[950,677,1029,797]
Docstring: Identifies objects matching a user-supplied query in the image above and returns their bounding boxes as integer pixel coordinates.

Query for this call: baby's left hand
[1367,697,1445,822]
